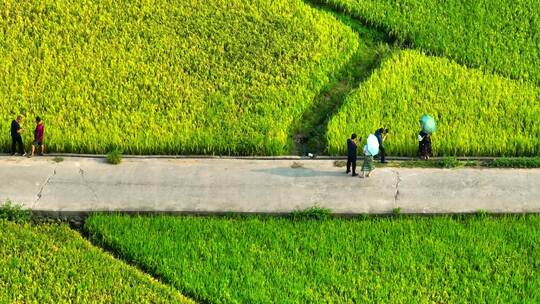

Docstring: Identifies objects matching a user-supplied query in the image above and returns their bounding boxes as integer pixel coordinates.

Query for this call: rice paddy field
[320,0,540,83]
[0,220,191,303]
[0,0,357,155]
[326,50,540,156]
[2,1,539,301]
[86,214,540,303]
[1,0,539,157]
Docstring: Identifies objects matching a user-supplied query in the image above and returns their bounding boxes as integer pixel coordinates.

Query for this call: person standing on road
[10,115,26,156]
[360,143,375,178]
[30,116,45,157]
[374,128,389,163]
[346,133,359,176]
[418,130,432,160]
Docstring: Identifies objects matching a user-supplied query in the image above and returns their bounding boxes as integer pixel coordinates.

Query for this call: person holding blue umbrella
[418,114,436,160]
[418,131,432,160]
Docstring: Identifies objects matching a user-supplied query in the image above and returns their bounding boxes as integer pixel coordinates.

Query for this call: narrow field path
[1,156,539,214]
[291,3,395,155]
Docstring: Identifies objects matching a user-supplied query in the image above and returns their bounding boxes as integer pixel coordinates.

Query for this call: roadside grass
[0,220,192,303]
[0,201,32,223]
[106,149,122,165]
[291,207,333,220]
[86,213,540,303]
[334,157,540,168]
[379,157,540,169]
[484,157,540,168]
[384,160,472,169]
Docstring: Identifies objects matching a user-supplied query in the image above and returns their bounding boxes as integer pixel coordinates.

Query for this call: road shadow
[253,167,345,178]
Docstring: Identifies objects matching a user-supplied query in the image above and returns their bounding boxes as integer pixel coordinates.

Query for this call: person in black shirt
[374,128,389,163]
[11,115,26,156]
[418,130,432,160]
[346,133,359,176]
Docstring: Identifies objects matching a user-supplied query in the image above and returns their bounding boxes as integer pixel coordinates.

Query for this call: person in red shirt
[30,116,45,157]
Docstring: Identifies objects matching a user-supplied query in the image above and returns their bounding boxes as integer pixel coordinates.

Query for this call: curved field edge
[85,214,540,304]
[290,8,396,155]
[0,0,357,155]
[316,0,540,84]
[326,50,540,156]
[0,221,192,303]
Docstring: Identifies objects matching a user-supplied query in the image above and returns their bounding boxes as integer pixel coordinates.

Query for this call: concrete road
[0,156,539,214]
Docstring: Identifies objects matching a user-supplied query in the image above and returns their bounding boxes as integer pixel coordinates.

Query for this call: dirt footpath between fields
[1,156,539,215]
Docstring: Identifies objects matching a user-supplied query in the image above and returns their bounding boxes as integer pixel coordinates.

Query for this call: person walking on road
[10,115,26,156]
[418,130,432,160]
[346,133,359,176]
[374,128,389,163]
[30,116,45,157]
[360,144,375,178]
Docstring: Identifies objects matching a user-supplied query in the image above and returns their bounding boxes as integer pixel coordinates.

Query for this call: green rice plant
[106,149,122,165]
[319,0,540,83]
[0,221,192,303]
[327,50,540,156]
[0,0,357,155]
[86,214,540,303]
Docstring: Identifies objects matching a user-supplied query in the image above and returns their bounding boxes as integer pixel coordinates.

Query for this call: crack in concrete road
[79,167,100,204]
[33,163,58,209]
[393,170,402,204]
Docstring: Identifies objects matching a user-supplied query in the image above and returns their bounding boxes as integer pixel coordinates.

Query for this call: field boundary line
[0,153,530,161]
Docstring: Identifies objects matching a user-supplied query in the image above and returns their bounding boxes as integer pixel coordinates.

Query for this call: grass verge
[484,157,540,168]
[0,201,32,223]
[376,157,540,169]
[86,213,540,303]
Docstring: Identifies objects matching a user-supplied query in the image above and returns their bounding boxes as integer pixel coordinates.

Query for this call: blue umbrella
[419,114,436,134]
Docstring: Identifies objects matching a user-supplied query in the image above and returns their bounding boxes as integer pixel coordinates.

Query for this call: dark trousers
[346,159,357,175]
[379,146,386,162]
[419,139,432,158]
[11,136,24,155]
